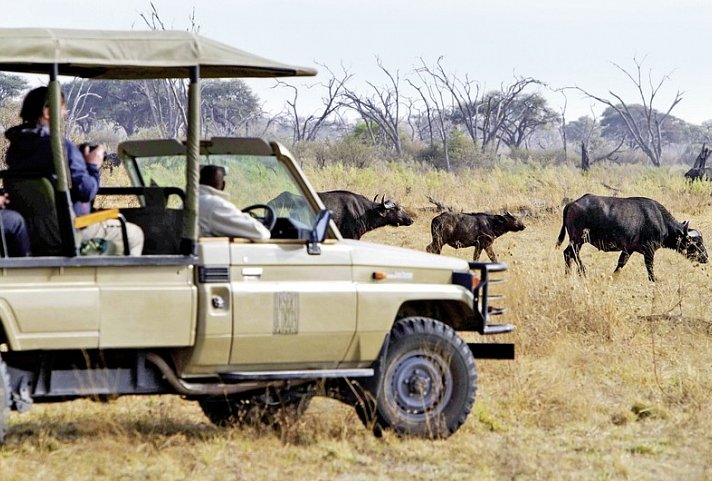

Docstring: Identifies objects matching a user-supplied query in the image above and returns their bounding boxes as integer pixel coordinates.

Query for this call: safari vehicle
[0,28,514,441]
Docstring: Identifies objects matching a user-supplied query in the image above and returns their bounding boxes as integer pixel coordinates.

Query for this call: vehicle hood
[342,239,469,272]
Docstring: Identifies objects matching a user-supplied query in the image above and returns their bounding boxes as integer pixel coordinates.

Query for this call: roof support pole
[180,65,200,256]
[48,65,78,256]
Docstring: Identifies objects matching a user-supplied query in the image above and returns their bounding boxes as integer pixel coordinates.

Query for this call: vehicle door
[215,152,357,369]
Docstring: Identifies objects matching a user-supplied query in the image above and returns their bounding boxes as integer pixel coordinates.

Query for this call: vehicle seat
[0,171,130,256]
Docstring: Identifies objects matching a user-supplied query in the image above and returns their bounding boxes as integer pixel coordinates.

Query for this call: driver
[198,165,270,240]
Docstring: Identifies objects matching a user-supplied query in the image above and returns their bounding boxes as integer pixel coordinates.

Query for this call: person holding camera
[4,86,144,255]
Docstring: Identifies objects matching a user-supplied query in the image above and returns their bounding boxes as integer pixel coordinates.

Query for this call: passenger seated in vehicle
[198,165,270,240]
[4,87,144,255]
[0,190,31,257]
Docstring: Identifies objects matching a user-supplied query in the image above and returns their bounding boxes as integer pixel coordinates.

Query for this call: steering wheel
[242,204,277,231]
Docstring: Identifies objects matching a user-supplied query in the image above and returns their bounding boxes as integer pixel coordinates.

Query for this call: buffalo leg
[484,245,498,262]
[425,237,442,254]
[472,247,483,261]
[564,244,586,276]
[643,249,656,282]
[614,251,630,274]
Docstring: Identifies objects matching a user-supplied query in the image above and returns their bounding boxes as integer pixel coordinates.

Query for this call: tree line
[1,56,710,171]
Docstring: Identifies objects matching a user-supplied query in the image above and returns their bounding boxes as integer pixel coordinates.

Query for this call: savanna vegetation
[1,7,711,478]
[1,160,711,481]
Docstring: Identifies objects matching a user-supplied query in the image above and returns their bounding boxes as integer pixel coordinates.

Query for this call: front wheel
[375,317,477,438]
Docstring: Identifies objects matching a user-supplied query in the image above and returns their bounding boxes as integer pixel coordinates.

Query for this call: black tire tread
[376,316,477,438]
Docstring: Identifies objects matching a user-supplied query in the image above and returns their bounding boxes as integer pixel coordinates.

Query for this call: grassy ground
[2,162,712,480]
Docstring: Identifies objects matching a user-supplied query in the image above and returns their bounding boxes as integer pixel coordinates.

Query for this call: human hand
[0,193,9,209]
[83,143,106,167]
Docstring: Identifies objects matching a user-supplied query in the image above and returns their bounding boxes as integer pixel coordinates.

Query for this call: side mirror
[307,209,332,255]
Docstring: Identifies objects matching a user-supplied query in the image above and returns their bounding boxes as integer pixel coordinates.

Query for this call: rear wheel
[374,317,477,438]
[0,354,10,444]
[199,385,313,429]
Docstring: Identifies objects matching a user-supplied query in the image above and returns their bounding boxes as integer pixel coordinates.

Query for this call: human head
[199,165,227,191]
[20,86,66,125]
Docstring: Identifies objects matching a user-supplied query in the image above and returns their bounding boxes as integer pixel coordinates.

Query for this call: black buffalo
[268,190,414,240]
[684,167,712,182]
[556,194,708,281]
[426,211,526,261]
[684,145,712,181]
[318,190,413,240]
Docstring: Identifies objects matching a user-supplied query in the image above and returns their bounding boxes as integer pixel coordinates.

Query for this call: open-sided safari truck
[0,28,514,441]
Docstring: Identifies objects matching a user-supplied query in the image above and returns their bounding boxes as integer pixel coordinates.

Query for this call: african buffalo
[556,194,708,282]
[684,167,712,182]
[268,190,414,240]
[426,211,526,262]
[685,145,711,181]
[318,190,413,240]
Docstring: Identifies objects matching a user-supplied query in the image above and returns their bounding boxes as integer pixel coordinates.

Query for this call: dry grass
[3,161,712,480]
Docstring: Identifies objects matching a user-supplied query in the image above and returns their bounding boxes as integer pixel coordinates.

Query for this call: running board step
[220,368,374,382]
[483,323,514,335]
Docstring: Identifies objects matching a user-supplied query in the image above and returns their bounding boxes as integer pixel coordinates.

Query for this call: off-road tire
[0,354,11,444]
[199,386,313,429]
[375,316,477,438]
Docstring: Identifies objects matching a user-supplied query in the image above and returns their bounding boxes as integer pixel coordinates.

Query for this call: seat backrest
[1,172,73,256]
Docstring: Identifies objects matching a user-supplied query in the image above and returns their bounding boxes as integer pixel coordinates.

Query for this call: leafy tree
[564,116,600,144]
[499,93,558,149]
[600,105,689,148]
[0,73,27,106]
[202,79,261,136]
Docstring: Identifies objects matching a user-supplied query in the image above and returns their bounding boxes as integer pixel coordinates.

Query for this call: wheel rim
[386,348,453,421]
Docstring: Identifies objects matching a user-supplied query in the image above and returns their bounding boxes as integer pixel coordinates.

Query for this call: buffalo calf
[556,194,708,281]
[426,211,525,262]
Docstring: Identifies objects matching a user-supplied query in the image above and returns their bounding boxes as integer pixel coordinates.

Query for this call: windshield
[130,153,318,227]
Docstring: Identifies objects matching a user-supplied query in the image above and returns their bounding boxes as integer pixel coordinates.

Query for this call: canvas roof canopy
[0,28,317,79]
[0,27,314,256]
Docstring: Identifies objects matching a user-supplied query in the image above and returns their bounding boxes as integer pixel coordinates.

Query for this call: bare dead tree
[340,57,403,155]
[64,80,101,135]
[402,97,422,143]
[574,57,683,167]
[409,58,455,171]
[137,2,192,137]
[275,63,352,143]
[691,143,709,169]
[418,57,481,150]
[553,88,568,160]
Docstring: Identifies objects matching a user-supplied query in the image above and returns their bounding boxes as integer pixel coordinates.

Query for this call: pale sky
[3,0,712,124]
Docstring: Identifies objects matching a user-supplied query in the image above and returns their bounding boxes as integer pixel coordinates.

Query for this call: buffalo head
[501,211,526,232]
[373,194,414,227]
[677,221,709,264]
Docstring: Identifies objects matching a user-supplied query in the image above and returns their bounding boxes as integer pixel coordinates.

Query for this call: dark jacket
[4,124,100,215]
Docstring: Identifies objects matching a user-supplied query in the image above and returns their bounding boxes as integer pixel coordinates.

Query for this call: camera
[78,142,106,161]
[78,143,120,168]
